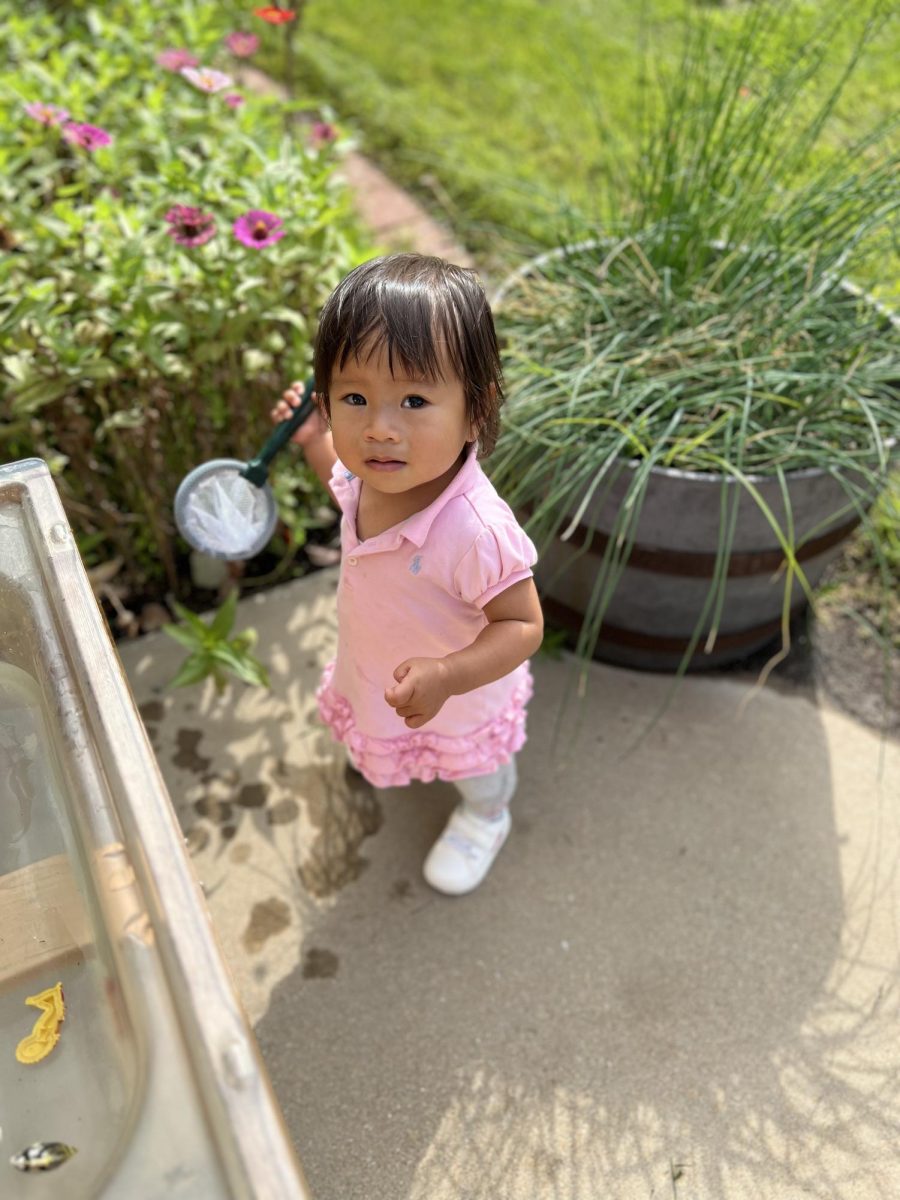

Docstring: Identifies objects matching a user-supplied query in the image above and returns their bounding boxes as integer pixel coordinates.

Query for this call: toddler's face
[328,341,476,499]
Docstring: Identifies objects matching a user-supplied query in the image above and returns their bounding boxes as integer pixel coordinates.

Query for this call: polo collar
[336,444,481,550]
[396,443,480,548]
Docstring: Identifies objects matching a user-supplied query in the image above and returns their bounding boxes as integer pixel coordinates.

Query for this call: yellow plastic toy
[15,982,65,1065]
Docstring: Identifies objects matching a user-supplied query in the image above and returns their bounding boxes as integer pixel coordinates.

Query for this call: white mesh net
[178,466,275,558]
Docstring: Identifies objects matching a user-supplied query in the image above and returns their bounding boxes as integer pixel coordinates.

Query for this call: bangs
[333,282,469,386]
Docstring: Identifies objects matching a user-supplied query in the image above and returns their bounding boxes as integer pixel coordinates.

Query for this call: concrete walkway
[117,571,900,1200]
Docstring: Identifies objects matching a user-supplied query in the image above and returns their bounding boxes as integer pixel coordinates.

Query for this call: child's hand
[384,658,452,729]
[269,382,329,446]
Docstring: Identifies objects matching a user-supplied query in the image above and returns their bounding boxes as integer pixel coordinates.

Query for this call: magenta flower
[309,121,338,148]
[164,205,217,247]
[225,32,260,57]
[24,102,70,127]
[224,93,245,110]
[156,49,200,72]
[181,66,234,94]
[233,210,285,249]
[62,122,113,151]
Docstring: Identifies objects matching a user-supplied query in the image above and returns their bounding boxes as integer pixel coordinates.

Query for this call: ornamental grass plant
[490,2,899,705]
[1,2,366,605]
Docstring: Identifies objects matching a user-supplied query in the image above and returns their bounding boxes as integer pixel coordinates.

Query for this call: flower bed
[1,2,367,624]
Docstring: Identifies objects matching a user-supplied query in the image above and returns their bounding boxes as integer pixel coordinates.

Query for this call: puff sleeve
[453,522,538,609]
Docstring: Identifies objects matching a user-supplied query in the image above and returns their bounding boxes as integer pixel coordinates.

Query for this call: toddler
[271,253,543,895]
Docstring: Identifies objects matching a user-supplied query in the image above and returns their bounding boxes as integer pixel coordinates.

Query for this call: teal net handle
[241,379,316,487]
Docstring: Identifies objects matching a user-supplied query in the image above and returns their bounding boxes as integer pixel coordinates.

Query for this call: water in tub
[0,662,135,1194]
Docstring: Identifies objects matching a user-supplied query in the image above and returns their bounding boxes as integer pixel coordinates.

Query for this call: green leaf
[234,277,268,298]
[265,306,309,331]
[168,654,213,690]
[208,642,248,672]
[162,622,202,650]
[225,653,270,689]
[96,407,145,440]
[209,590,238,640]
[171,601,212,638]
[210,643,270,689]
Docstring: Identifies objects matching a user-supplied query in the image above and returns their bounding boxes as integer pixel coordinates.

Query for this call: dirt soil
[724,537,899,740]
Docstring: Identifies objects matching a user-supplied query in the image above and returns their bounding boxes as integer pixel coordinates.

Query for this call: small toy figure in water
[15,981,65,1064]
[10,1142,77,1172]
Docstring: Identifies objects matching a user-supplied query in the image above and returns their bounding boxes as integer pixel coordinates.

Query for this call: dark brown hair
[313,253,505,455]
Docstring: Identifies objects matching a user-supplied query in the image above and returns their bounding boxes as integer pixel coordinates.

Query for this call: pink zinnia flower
[164,205,217,247]
[156,49,200,72]
[224,93,245,110]
[225,32,260,57]
[233,210,285,249]
[309,121,338,148]
[24,102,70,127]
[62,122,113,151]
[180,67,234,94]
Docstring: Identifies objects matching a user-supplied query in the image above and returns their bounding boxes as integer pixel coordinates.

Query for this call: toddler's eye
[401,394,428,409]
[343,393,366,406]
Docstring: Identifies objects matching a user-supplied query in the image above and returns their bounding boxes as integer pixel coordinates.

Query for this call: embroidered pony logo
[409,555,423,575]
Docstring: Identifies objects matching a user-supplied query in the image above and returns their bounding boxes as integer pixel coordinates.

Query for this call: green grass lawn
[289,0,899,255]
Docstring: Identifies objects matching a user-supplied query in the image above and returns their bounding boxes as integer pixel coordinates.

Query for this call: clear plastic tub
[0,458,311,1198]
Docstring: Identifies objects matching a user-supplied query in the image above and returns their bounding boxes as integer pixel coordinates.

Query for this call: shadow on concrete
[122,574,394,1021]
[255,655,900,1200]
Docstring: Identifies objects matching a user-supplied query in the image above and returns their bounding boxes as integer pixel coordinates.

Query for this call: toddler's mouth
[366,457,406,471]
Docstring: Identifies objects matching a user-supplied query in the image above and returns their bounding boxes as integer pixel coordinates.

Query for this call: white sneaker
[423,805,511,895]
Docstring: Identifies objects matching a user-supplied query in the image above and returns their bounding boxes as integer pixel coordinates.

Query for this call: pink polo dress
[316,445,538,788]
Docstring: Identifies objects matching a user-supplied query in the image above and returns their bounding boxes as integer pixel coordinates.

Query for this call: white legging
[456,757,517,819]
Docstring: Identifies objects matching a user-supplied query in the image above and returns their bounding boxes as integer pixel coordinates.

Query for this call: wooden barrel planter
[494,245,896,672]
[533,460,866,671]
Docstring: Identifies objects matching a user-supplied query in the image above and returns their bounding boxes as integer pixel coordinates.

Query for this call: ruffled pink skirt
[316,661,533,788]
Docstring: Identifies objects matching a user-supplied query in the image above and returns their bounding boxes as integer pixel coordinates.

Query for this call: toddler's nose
[364,409,399,441]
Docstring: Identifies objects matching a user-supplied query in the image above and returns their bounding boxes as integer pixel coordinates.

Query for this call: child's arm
[384,578,544,729]
[270,383,337,495]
